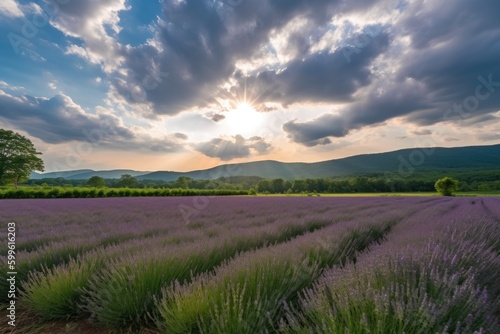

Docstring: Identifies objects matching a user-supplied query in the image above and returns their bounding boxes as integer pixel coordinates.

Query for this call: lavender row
[3,196,491,332]
[50,198,418,327]
[21,200,387,322]
[1,197,390,251]
[281,198,500,333]
[155,201,429,333]
[3,196,395,278]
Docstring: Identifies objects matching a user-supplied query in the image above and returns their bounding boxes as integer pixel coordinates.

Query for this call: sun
[223,102,264,136]
[236,102,254,113]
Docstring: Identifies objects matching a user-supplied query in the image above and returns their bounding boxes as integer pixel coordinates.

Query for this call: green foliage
[0,187,248,199]
[23,258,104,319]
[271,178,286,193]
[117,174,139,188]
[160,258,317,334]
[24,168,500,194]
[0,129,44,188]
[257,179,272,193]
[86,175,105,187]
[435,177,459,196]
[174,176,191,189]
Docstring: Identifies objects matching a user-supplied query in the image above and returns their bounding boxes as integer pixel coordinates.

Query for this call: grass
[456,191,500,196]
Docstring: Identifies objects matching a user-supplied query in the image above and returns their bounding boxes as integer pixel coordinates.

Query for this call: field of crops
[1,196,499,333]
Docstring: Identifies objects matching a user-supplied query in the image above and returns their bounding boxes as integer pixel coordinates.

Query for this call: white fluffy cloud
[0,85,184,153]
[50,0,128,72]
[0,0,23,17]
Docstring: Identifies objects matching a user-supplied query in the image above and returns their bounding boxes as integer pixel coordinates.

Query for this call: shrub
[47,188,60,198]
[106,190,117,197]
[435,177,459,196]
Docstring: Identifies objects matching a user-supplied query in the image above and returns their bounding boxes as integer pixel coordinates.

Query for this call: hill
[30,144,500,181]
[30,169,150,180]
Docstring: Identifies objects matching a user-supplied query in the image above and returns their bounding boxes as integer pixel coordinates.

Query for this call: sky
[0,0,499,173]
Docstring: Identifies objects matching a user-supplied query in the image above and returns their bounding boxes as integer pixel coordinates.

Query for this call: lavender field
[1,196,499,333]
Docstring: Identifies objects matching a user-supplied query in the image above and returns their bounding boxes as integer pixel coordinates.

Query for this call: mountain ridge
[30,144,500,181]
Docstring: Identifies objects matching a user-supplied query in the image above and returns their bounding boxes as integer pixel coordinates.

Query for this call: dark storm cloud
[397,0,500,125]
[400,0,499,50]
[0,92,184,152]
[194,135,271,160]
[112,0,383,115]
[231,30,390,106]
[38,0,500,149]
[283,80,429,145]
[283,115,344,147]
[283,0,500,146]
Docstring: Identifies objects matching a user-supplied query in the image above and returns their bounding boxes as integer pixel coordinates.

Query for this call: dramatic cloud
[395,0,500,124]
[50,0,127,72]
[283,115,343,147]
[283,79,428,146]
[0,0,498,168]
[0,91,129,143]
[0,90,183,152]
[110,0,387,115]
[282,0,500,146]
[230,30,390,107]
[45,0,500,137]
[194,135,271,160]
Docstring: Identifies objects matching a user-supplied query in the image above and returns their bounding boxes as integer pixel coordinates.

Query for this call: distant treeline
[257,173,500,194]
[255,177,436,194]
[24,169,500,194]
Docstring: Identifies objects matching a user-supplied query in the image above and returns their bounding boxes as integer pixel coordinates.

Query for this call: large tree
[117,174,139,188]
[0,129,45,188]
[87,176,106,188]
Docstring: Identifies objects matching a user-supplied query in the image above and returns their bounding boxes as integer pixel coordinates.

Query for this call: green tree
[305,178,318,192]
[174,176,191,189]
[256,179,271,193]
[87,176,106,188]
[117,174,139,188]
[271,178,286,193]
[291,179,306,193]
[0,129,44,188]
[435,177,459,196]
